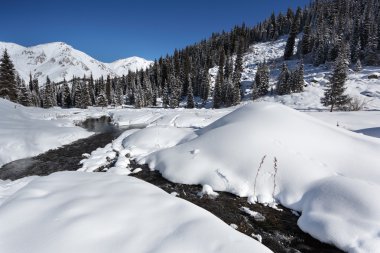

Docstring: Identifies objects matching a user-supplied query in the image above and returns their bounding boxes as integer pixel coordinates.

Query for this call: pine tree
[162,80,170,108]
[152,87,158,106]
[0,50,18,102]
[351,17,361,63]
[28,76,40,107]
[89,74,95,105]
[232,41,243,105]
[255,62,270,97]
[295,61,304,92]
[96,92,108,107]
[222,52,230,105]
[200,69,210,104]
[284,13,299,60]
[74,79,82,108]
[354,59,362,72]
[186,75,195,108]
[42,76,55,108]
[18,82,32,106]
[301,25,311,55]
[213,49,225,108]
[169,74,181,108]
[276,63,290,95]
[105,75,112,104]
[224,78,234,107]
[61,78,71,108]
[313,40,327,66]
[142,71,153,106]
[134,73,144,108]
[321,42,350,112]
[80,79,92,109]
[28,73,34,92]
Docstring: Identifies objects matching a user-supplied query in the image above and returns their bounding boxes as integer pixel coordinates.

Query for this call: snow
[122,126,198,157]
[1,34,380,253]
[108,56,153,75]
[0,41,153,84]
[0,171,272,253]
[298,176,380,252]
[79,129,139,173]
[198,184,219,198]
[113,102,380,253]
[251,233,263,243]
[111,107,231,128]
[0,98,106,167]
[240,207,266,222]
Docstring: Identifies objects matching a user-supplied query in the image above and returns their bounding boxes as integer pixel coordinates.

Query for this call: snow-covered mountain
[108,56,154,76]
[0,42,153,84]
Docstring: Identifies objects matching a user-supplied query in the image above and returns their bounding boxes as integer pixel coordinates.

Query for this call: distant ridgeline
[0,0,379,109]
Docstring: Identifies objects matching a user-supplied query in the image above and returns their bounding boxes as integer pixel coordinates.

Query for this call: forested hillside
[0,0,379,109]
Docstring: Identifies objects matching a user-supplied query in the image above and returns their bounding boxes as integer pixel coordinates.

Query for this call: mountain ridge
[0,41,153,84]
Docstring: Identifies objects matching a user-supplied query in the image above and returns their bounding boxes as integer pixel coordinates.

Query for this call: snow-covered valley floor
[1,97,380,253]
[1,37,380,253]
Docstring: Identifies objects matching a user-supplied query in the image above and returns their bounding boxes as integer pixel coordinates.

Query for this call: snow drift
[134,102,380,253]
[0,98,100,166]
[0,172,271,253]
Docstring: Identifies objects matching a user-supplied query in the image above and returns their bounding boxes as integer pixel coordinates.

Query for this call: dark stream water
[0,117,343,253]
[128,161,343,253]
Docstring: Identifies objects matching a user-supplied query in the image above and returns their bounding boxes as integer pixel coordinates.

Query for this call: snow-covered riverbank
[81,102,380,253]
[0,98,107,166]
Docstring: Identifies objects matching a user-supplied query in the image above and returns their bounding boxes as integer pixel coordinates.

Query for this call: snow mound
[298,176,380,253]
[0,172,271,253]
[139,102,380,253]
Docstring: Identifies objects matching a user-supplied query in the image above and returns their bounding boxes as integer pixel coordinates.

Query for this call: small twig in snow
[253,155,266,198]
[272,157,278,200]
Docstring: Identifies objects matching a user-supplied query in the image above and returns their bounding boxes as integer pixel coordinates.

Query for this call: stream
[0,117,343,253]
[0,116,125,180]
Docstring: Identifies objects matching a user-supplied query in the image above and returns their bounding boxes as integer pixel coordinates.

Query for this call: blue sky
[1,0,310,62]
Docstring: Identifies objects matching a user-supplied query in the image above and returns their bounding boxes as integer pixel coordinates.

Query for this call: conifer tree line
[0,0,379,109]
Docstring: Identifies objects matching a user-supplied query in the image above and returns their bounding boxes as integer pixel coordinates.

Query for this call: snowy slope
[0,171,272,253]
[245,37,380,111]
[208,35,380,111]
[110,102,380,253]
[0,41,153,84]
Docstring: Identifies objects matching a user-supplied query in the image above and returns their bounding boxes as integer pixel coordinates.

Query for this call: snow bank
[0,98,103,166]
[298,176,380,252]
[80,126,197,173]
[122,126,197,157]
[0,172,271,253]
[134,102,380,253]
[79,129,140,172]
[111,107,231,128]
